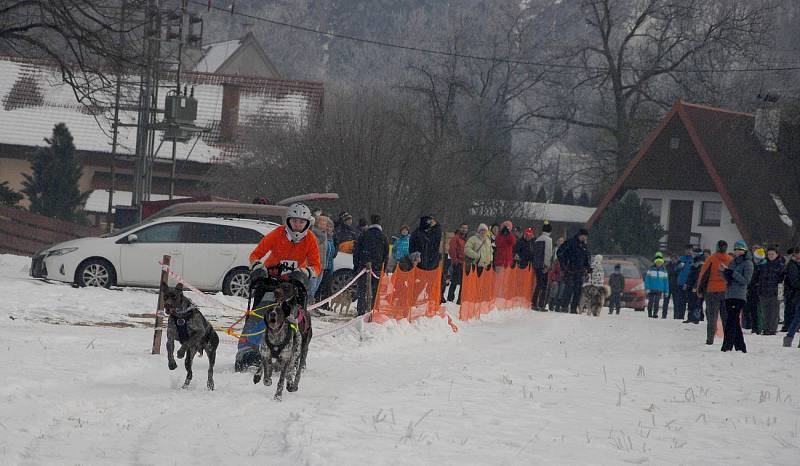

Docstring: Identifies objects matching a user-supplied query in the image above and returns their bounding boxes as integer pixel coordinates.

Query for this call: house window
[643,198,662,219]
[700,201,722,226]
[669,137,680,149]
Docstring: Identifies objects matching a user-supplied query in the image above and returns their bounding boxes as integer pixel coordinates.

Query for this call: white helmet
[284,203,313,242]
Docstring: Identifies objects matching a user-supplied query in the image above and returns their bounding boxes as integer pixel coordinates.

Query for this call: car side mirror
[127,234,138,244]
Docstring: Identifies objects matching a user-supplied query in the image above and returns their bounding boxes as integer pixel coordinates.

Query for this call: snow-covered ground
[2,253,800,465]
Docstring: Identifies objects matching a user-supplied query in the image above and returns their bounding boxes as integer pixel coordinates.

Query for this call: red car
[602,260,646,312]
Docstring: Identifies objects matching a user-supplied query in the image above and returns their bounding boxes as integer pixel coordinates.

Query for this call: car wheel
[223,267,250,297]
[75,258,116,288]
[330,269,356,299]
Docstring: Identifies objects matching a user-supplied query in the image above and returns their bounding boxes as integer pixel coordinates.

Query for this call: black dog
[252,276,312,401]
[163,283,219,390]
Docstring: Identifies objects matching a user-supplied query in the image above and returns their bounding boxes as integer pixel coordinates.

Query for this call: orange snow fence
[371,265,458,331]
[458,265,536,321]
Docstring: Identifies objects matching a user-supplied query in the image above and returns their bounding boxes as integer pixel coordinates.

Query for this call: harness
[169,307,196,344]
[265,323,296,359]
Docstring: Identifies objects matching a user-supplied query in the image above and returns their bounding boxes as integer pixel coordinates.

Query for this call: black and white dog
[253,276,312,401]
[163,283,219,390]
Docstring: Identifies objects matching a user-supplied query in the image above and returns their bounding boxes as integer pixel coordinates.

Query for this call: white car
[30,214,354,297]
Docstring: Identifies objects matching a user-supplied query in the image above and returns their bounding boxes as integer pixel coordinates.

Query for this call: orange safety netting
[372,265,445,323]
[459,265,536,321]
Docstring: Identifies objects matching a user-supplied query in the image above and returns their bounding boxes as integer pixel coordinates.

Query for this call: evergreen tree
[535,186,548,203]
[552,186,564,204]
[22,124,89,223]
[578,191,591,207]
[0,181,23,207]
[563,189,575,205]
[590,192,665,255]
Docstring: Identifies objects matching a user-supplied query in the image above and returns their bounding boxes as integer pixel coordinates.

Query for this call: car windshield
[602,262,640,279]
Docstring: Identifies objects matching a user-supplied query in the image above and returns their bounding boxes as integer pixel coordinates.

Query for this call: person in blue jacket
[675,245,695,319]
[645,252,670,318]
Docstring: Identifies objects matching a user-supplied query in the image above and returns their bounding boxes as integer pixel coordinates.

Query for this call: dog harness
[265,324,296,359]
[170,306,197,343]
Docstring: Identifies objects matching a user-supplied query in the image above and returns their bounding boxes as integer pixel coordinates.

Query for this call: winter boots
[783,335,794,347]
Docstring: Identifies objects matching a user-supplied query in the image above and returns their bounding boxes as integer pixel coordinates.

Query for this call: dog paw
[273,394,282,402]
[253,374,261,384]
[207,380,215,391]
[264,378,272,386]
[168,360,177,370]
[181,382,190,390]
[287,383,298,392]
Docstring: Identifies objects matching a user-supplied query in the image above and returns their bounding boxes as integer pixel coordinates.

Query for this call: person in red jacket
[445,223,468,303]
[493,220,517,270]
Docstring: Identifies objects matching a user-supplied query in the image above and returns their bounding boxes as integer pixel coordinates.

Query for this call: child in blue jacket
[645,252,670,318]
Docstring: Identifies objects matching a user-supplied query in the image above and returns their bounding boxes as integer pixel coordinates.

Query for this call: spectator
[464,223,493,273]
[532,221,554,311]
[490,223,499,257]
[334,212,360,249]
[745,247,765,333]
[445,223,469,303]
[720,241,753,353]
[316,216,338,304]
[782,248,800,333]
[676,245,695,319]
[698,240,732,345]
[352,214,389,316]
[409,215,442,271]
[306,215,329,306]
[557,228,591,314]
[358,218,368,233]
[493,220,517,270]
[392,225,411,268]
[513,227,536,269]
[665,253,682,319]
[682,250,705,324]
[758,246,783,336]
[645,252,669,318]
[608,263,625,315]
[547,257,564,312]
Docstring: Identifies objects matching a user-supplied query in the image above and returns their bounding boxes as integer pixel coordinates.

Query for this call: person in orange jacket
[249,203,322,289]
[697,240,732,345]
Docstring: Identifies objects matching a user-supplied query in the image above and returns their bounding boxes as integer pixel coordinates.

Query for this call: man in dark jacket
[513,227,537,269]
[608,263,625,315]
[557,228,591,314]
[409,215,442,271]
[335,212,360,245]
[665,254,682,319]
[352,214,389,316]
[759,247,784,335]
[783,249,800,333]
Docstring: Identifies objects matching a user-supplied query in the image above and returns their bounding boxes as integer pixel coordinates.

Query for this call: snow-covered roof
[84,190,189,213]
[192,39,241,73]
[473,200,595,224]
[0,56,323,164]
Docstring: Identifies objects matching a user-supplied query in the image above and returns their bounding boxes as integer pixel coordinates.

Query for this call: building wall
[633,188,744,251]
[0,156,97,208]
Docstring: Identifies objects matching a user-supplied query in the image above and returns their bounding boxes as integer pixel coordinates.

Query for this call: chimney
[754,99,780,152]
[220,84,241,143]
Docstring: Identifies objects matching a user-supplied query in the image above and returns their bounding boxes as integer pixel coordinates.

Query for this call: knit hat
[754,248,766,261]
[477,223,489,233]
[654,258,665,266]
[542,221,552,233]
[524,227,534,236]
[733,240,748,251]
[654,251,664,261]
[614,263,621,270]
[578,228,589,237]
[717,240,728,253]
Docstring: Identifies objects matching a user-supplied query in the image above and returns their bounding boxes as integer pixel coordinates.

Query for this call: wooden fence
[0,206,102,256]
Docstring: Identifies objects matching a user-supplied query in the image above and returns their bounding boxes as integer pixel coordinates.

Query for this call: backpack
[532,240,546,269]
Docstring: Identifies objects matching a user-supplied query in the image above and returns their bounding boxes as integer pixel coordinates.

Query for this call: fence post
[152,255,171,354]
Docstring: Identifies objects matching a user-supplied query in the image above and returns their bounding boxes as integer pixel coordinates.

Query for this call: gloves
[250,261,263,271]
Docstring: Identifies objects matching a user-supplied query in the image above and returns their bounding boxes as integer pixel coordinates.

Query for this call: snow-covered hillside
[1,254,799,465]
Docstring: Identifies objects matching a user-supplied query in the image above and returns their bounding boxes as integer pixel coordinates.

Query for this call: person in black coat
[352,214,389,316]
[513,228,537,269]
[557,228,591,313]
[409,215,442,271]
[758,247,784,335]
[782,250,800,332]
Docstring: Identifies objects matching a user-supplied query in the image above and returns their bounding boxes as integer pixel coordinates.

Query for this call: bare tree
[528,0,773,185]
[0,0,149,105]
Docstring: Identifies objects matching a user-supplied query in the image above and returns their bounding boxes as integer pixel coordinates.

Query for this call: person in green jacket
[465,223,494,274]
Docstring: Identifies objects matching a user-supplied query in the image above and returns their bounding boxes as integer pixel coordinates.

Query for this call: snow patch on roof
[85,190,188,213]
[770,193,793,228]
[472,200,595,224]
[193,39,241,73]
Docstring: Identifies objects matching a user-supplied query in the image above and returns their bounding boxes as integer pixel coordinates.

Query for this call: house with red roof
[587,100,799,253]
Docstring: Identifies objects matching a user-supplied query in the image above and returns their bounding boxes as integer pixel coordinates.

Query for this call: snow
[473,200,596,224]
[84,190,190,214]
[193,39,241,73]
[2,253,800,465]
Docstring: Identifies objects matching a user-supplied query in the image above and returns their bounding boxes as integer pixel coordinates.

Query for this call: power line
[190,0,800,74]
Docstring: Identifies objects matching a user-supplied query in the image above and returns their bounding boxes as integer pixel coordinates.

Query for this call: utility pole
[168,1,186,200]
[106,0,126,233]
